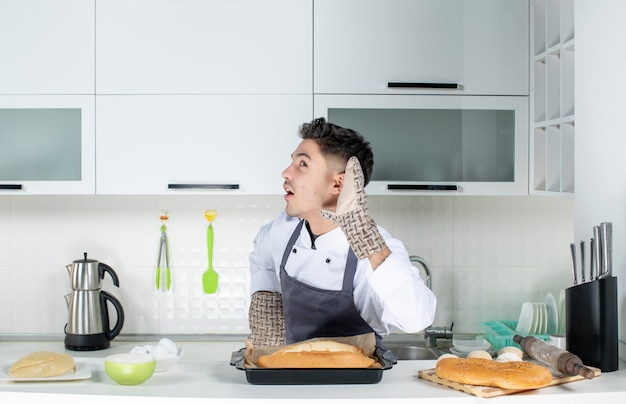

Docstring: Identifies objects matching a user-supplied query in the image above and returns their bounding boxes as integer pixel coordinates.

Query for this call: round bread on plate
[9,351,76,378]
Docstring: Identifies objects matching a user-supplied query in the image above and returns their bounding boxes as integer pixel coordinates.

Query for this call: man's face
[281,139,343,221]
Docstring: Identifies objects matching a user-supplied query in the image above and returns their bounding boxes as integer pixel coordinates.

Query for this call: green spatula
[203,210,218,293]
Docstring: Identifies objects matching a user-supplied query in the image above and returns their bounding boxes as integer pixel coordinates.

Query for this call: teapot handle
[100,291,125,340]
[99,263,120,287]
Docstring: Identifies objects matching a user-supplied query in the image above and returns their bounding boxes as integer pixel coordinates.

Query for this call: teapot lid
[74,252,97,263]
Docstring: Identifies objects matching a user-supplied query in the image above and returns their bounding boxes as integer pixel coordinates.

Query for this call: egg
[159,338,178,355]
[436,353,459,362]
[130,345,149,354]
[495,352,523,362]
[498,346,524,359]
[467,349,492,360]
[149,343,170,360]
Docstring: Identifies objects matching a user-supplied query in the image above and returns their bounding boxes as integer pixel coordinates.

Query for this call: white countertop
[1,337,625,403]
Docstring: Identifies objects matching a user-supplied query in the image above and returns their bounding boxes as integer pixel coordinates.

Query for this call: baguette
[9,351,76,378]
[435,357,552,389]
[257,340,376,368]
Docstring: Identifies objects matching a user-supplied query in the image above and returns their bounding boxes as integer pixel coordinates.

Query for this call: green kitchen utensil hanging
[203,209,219,294]
[156,210,171,291]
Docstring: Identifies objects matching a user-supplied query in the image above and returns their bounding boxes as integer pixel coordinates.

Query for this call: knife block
[565,276,618,371]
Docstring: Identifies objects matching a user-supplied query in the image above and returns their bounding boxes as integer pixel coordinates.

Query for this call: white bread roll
[9,351,76,378]
[257,340,376,368]
[436,357,552,389]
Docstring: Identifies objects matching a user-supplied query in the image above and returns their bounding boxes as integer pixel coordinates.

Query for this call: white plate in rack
[515,302,534,334]
[0,359,91,382]
[545,293,558,334]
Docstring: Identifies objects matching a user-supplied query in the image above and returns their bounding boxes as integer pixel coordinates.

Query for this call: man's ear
[331,172,344,195]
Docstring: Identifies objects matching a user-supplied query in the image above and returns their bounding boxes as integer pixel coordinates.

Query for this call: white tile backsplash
[0,194,574,336]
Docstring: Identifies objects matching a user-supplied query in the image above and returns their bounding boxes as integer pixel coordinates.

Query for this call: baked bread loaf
[9,351,76,378]
[436,357,552,389]
[257,340,376,368]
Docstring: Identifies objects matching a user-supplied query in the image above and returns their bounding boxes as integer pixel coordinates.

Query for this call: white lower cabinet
[96,95,312,194]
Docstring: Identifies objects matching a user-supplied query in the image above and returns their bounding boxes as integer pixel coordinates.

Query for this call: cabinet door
[315,94,528,195]
[0,95,95,194]
[314,0,529,95]
[0,0,95,94]
[96,0,312,95]
[96,95,311,194]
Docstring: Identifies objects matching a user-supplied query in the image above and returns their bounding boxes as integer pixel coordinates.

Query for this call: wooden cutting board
[418,366,601,398]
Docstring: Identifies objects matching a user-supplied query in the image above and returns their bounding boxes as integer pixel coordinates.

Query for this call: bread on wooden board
[257,340,376,368]
[9,351,76,378]
[435,357,553,389]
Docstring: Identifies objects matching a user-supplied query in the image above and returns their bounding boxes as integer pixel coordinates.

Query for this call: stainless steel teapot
[66,252,119,290]
[64,253,124,351]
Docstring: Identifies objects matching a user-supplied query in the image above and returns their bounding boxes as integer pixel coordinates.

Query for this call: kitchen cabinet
[95,0,312,95]
[530,0,575,195]
[314,0,529,96]
[96,95,311,195]
[0,0,95,95]
[315,95,529,196]
[0,95,95,194]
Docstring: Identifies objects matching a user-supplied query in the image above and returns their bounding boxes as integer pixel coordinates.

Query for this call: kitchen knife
[598,222,612,278]
[593,226,601,280]
[569,242,578,285]
[579,240,586,283]
[589,238,596,281]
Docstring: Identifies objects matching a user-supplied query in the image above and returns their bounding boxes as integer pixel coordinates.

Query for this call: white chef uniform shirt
[249,211,437,338]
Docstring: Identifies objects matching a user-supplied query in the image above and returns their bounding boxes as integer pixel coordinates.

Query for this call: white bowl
[155,347,184,372]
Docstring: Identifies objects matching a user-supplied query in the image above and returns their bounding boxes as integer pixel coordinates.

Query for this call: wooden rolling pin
[513,335,595,379]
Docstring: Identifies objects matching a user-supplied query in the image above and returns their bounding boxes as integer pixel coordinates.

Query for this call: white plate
[0,359,91,382]
[531,302,541,334]
[449,346,496,358]
[452,338,491,353]
[558,289,566,334]
[545,293,558,334]
[537,303,548,335]
[515,302,534,334]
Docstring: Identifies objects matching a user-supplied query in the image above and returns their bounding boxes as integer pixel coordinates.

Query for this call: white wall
[0,194,573,337]
[575,0,626,359]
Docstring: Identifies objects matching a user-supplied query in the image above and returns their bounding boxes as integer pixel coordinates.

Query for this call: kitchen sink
[384,341,445,360]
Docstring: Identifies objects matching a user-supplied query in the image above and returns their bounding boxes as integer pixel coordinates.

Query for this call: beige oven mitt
[247,291,285,347]
[321,156,387,260]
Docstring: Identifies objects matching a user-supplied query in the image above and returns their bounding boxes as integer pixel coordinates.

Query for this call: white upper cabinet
[314,0,529,96]
[0,0,95,94]
[96,95,311,195]
[96,0,312,95]
[0,95,95,194]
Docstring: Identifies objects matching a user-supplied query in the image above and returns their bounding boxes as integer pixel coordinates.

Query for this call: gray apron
[280,220,395,361]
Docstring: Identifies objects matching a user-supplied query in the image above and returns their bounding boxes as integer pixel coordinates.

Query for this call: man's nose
[281,164,292,180]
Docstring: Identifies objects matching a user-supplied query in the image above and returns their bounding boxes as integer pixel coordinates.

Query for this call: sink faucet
[409,255,453,348]
[409,255,431,290]
[424,323,454,348]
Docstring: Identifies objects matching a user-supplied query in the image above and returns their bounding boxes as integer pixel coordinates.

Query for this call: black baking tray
[230,347,394,385]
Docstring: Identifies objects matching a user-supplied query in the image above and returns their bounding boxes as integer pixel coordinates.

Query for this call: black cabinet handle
[0,184,23,190]
[168,183,240,190]
[387,184,458,191]
[387,82,459,89]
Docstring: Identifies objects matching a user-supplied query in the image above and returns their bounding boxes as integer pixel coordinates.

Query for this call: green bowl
[104,353,156,385]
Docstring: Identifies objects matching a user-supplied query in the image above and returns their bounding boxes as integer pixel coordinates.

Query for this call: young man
[248,118,436,351]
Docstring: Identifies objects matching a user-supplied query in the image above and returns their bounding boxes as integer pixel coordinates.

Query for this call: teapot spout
[64,293,71,308]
